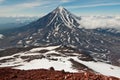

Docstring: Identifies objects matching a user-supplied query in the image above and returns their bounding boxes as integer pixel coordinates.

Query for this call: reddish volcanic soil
[0,67,119,80]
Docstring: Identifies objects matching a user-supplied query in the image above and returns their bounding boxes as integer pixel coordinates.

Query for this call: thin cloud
[61,0,73,3]
[0,0,5,3]
[0,1,50,12]
[16,2,41,8]
[67,2,120,9]
[0,2,41,12]
[61,0,69,3]
[0,0,57,10]
[0,0,58,16]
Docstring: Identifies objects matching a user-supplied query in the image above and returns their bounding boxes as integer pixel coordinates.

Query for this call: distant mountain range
[0,6,120,67]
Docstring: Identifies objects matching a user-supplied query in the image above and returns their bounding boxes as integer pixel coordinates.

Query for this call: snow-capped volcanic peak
[54,6,64,13]
[58,6,63,10]
[50,6,81,29]
[53,6,65,13]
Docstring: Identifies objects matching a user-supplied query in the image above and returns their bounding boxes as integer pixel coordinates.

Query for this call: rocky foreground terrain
[0,67,119,80]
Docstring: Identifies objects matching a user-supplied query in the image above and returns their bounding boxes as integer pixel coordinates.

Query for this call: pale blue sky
[0,0,120,17]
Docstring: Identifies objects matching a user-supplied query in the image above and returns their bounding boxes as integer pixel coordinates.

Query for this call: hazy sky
[0,0,120,17]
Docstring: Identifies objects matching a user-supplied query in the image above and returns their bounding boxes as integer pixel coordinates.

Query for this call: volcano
[0,6,120,66]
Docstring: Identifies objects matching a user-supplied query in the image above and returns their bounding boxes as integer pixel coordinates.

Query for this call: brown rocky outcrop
[0,67,119,80]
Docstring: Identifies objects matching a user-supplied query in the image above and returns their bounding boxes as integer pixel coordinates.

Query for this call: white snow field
[0,46,120,78]
[73,57,120,78]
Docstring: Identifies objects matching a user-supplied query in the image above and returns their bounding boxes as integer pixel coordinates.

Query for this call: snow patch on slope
[15,57,77,72]
[0,34,4,39]
[73,57,120,78]
[30,46,60,52]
